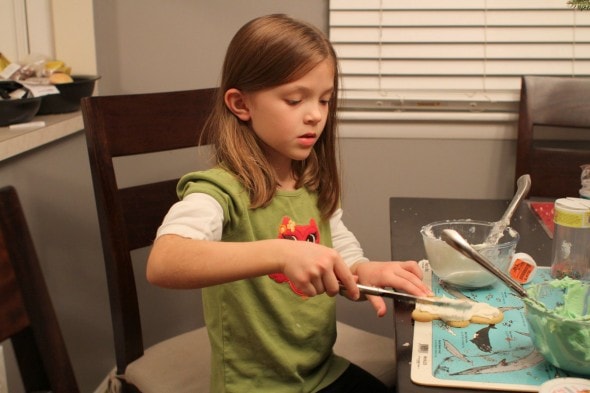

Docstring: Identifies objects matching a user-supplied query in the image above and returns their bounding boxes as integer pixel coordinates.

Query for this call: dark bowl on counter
[0,81,42,127]
[38,75,100,115]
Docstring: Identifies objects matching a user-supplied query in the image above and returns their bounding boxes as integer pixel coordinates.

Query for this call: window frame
[329,0,590,117]
[2,0,54,62]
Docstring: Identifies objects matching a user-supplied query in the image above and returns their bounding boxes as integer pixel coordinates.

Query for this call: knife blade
[339,283,472,309]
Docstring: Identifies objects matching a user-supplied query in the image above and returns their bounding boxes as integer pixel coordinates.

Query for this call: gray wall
[2,1,518,391]
[93,0,328,95]
[339,136,516,262]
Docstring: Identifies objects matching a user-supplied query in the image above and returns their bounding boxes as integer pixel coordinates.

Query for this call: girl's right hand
[279,240,360,300]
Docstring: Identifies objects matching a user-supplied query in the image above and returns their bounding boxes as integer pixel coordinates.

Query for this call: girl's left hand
[353,260,432,317]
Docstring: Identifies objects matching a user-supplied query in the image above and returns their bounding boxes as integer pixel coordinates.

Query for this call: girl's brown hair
[204,14,340,219]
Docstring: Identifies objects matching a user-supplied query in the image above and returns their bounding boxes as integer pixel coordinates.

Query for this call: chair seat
[334,321,396,387]
[120,327,211,393]
[108,322,395,391]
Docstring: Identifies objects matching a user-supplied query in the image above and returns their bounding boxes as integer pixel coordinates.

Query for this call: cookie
[411,298,504,327]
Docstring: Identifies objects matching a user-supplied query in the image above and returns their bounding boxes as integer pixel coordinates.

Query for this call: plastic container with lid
[538,377,590,393]
[508,252,537,284]
[550,198,590,280]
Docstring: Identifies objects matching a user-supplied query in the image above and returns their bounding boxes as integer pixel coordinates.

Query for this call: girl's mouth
[298,133,317,147]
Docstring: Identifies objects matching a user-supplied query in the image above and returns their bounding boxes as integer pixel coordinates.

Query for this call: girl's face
[238,59,334,173]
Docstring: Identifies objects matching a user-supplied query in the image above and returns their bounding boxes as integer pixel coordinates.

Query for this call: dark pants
[318,364,391,393]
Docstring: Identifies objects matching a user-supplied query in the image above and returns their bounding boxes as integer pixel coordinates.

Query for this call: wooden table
[389,198,552,393]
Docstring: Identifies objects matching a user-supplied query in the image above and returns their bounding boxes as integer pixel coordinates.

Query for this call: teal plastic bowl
[524,279,590,376]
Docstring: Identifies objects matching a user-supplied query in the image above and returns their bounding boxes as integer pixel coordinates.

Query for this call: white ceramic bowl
[421,219,519,288]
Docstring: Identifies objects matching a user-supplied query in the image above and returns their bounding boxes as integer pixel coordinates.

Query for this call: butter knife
[339,283,472,309]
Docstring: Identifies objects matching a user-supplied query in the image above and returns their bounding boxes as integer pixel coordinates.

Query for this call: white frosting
[415,297,501,322]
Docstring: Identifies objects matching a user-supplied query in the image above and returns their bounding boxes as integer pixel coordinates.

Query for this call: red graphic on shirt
[268,217,320,297]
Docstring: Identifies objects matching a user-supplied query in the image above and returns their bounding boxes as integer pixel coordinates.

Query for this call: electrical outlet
[0,345,7,393]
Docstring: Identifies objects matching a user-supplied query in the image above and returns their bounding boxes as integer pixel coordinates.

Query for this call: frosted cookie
[412,297,504,327]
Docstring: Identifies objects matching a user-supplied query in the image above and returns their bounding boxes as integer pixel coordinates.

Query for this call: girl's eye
[320,99,331,105]
[286,99,301,105]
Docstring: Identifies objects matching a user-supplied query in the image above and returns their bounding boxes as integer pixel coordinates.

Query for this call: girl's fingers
[334,261,360,300]
[322,272,341,296]
[387,270,431,296]
[399,260,424,279]
[357,260,431,296]
[311,276,325,295]
[367,295,387,317]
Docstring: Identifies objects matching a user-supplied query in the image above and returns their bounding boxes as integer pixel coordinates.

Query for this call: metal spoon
[485,174,531,245]
[441,228,529,298]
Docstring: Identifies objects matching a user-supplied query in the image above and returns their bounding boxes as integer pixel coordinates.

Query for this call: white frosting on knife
[415,296,500,322]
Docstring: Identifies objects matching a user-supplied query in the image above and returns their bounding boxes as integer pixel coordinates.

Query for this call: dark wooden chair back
[0,185,79,393]
[81,88,217,388]
[515,76,590,197]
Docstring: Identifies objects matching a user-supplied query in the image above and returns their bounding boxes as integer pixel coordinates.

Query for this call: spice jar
[550,198,590,280]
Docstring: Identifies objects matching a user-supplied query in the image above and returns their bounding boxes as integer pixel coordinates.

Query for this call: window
[330,0,590,113]
[1,0,54,62]
[1,0,28,60]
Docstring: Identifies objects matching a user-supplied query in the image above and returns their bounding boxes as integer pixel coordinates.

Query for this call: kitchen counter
[0,112,84,161]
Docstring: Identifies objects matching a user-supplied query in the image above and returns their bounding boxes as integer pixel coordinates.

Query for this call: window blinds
[329,0,590,112]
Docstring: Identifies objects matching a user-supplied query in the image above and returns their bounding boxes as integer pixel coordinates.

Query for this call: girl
[147,14,431,393]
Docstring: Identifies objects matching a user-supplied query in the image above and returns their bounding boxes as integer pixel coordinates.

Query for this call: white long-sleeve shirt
[156,193,368,267]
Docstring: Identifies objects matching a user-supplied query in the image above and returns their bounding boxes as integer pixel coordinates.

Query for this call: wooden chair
[0,185,79,393]
[82,88,217,393]
[82,88,396,391]
[515,76,590,198]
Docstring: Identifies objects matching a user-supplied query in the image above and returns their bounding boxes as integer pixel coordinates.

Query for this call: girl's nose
[304,104,323,124]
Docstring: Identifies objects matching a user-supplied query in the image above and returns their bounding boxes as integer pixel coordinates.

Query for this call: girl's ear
[224,88,251,121]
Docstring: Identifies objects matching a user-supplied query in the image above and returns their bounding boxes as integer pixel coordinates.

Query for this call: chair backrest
[515,76,590,198]
[0,186,79,393]
[81,88,216,377]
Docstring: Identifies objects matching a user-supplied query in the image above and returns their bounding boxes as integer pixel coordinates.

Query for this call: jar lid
[554,198,590,228]
[538,377,590,393]
[508,252,537,284]
[555,197,590,211]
